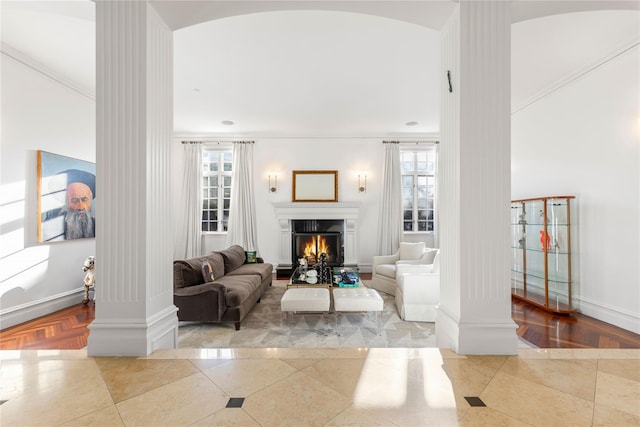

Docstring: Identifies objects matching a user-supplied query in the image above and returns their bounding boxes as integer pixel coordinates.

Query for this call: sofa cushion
[375,263,397,279]
[226,262,273,282]
[205,252,225,280]
[399,242,426,260]
[173,261,204,288]
[214,274,261,307]
[219,245,247,273]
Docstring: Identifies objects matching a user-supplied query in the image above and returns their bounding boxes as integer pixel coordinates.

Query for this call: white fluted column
[88,0,178,356]
[437,1,518,354]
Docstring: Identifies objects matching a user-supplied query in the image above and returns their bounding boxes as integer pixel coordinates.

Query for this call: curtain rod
[181,140,254,144]
[383,141,439,144]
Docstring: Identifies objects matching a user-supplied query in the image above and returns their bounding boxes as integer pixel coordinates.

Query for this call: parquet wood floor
[1,297,639,350]
[512,298,640,348]
[0,302,95,350]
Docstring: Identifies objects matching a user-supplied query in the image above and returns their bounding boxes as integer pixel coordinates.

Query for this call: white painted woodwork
[88,0,178,356]
[273,202,361,267]
[437,1,518,355]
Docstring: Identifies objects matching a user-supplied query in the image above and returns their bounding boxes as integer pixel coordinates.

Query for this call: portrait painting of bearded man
[38,151,96,242]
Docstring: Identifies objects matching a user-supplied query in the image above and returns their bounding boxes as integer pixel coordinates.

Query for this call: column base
[87,305,179,356]
[436,307,518,355]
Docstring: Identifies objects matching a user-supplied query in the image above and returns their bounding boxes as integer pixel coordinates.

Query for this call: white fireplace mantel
[273,202,361,267]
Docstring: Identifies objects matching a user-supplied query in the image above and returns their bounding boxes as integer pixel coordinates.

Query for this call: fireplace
[293,233,342,266]
[272,202,361,278]
[291,220,343,267]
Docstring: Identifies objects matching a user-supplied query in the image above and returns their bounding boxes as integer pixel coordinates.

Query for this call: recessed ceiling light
[221,120,234,126]
[406,121,418,126]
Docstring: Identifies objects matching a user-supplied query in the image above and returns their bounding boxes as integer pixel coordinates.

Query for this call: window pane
[401,152,414,172]
[400,149,438,235]
[417,152,427,171]
[223,199,230,210]
[201,149,232,233]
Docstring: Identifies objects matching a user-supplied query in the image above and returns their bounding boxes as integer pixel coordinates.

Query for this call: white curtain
[226,141,259,252]
[174,142,202,259]
[376,141,403,255]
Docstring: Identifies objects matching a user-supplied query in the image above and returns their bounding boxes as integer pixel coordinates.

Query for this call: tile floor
[1,347,638,426]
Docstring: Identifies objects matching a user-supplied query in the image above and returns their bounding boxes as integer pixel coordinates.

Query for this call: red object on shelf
[539,230,550,252]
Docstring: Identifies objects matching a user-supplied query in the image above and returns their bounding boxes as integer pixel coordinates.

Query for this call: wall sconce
[358,173,367,193]
[268,173,278,193]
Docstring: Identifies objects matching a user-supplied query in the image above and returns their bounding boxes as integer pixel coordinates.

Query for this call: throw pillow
[245,251,257,264]
[399,242,426,260]
[201,261,215,283]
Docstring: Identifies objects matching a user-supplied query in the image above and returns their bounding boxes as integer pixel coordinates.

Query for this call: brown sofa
[173,245,273,330]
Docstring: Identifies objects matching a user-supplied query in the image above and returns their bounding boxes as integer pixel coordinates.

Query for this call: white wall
[511,46,640,333]
[0,53,96,328]
[171,138,436,271]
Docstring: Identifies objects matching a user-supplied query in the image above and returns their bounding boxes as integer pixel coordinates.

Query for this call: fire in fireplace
[293,232,342,266]
[291,219,344,267]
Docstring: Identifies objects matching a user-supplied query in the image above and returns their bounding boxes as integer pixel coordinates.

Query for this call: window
[202,150,232,232]
[401,149,436,232]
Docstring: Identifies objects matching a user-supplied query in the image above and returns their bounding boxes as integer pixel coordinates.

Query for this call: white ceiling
[2,1,638,138]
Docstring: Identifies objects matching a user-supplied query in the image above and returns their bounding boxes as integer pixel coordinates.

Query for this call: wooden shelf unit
[511,196,576,314]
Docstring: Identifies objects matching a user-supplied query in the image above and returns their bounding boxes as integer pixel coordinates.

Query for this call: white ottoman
[333,288,384,334]
[281,288,331,326]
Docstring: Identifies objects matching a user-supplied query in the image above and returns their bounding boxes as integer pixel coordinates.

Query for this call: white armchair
[370,242,438,296]
[395,250,440,322]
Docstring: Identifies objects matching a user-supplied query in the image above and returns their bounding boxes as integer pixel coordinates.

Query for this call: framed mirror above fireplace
[292,170,338,202]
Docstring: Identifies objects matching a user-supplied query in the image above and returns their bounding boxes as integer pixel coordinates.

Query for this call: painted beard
[65,209,95,239]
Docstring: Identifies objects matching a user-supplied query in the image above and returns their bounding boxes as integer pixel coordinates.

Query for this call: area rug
[177,280,438,348]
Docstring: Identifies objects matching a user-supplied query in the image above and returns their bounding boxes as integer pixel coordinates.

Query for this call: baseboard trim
[0,288,84,329]
[87,305,179,356]
[436,306,519,355]
[576,296,640,335]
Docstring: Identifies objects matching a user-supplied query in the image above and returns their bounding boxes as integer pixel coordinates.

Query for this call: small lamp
[358,173,367,193]
[268,173,278,193]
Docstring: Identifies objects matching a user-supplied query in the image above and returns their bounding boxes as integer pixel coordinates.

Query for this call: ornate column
[88,0,178,355]
[437,1,518,354]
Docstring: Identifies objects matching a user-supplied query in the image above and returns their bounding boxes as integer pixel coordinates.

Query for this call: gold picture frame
[292,170,338,202]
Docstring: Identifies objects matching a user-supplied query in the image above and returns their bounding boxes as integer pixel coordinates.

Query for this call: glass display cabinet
[511,196,576,314]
